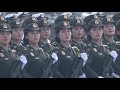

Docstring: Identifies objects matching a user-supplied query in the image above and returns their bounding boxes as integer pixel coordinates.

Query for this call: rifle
[41,52,64,78]
[101,55,113,77]
[41,57,54,78]
[3,51,23,78]
[71,57,83,78]
[10,60,23,78]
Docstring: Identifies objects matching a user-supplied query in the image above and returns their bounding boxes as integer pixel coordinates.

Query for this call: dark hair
[86,32,92,41]
[23,31,29,46]
[55,28,60,43]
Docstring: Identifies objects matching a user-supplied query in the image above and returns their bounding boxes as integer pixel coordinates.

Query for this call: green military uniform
[70,40,86,53]
[23,45,49,78]
[0,23,22,78]
[0,45,20,78]
[51,21,84,78]
[10,42,26,56]
[23,23,50,78]
[101,17,120,77]
[83,19,114,78]
[39,39,55,54]
[84,41,114,78]
[52,41,83,78]
[102,38,120,76]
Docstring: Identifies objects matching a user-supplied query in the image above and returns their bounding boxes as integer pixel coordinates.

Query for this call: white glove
[80,53,88,62]
[98,76,104,78]
[78,73,86,78]
[111,73,119,78]
[20,55,27,69]
[51,53,58,64]
[80,53,88,66]
[109,51,118,62]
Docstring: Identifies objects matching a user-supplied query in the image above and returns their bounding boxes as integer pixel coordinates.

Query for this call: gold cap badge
[16,21,20,24]
[32,17,36,21]
[33,24,37,27]
[95,20,99,24]
[1,17,4,20]
[64,15,68,19]
[77,19,80,23]
[3,25,7,28]
[43,20,48,24]
[94,15,98,18]
[63,22,68,26]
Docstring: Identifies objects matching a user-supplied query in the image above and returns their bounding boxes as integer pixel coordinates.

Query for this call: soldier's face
[90,26,103,40]
[58,29,71,42]
[12,29,24,41]
[28,30,40,44]
[103,24,115,36]
[40,26,51,39]
[72,26,84,39]
[0,31,11,45]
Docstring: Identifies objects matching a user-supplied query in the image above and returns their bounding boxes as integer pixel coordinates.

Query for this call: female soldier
[83,19,118,78]
[101,17,120,77]
[70,18,86,53]
[23,23,57,78]
[38,18,54,54]
[9,20,26,56]
[51,21,87,78]
[0,23,26,78]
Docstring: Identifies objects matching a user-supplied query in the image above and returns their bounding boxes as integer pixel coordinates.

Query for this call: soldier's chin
[63,39,71,42]
[2,42,10,45]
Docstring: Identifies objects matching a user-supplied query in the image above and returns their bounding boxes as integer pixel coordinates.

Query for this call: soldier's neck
[29,42,39,48]
[0,44,9,50]
[12,39,21,45]
[92,39,101,46]
[40,38,47,44]
[73,37,82,43]
[104,35,114,43]
[60,41,70,48]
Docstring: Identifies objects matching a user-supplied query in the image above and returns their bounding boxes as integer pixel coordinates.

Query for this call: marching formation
[0,12,120,78]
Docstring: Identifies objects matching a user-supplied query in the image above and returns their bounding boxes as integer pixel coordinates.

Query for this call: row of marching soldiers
[0,12,120,78]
